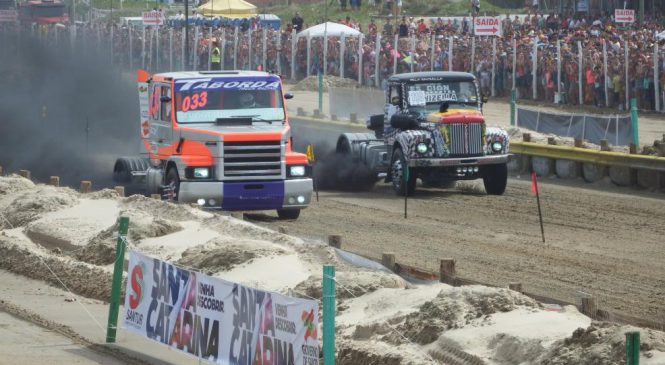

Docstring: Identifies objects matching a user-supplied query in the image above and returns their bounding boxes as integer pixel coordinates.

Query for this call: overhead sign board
[142,10,165,26]
[614,9,635,23]
[474,17,501,37]
[0,10,18,22]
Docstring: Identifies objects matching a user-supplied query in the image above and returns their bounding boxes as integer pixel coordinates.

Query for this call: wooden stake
[439,258,456,286]
[574,138,584,148]
[382,252,396,271]
[328,235,342,249]
[80,181,92,193]
[508,282,523,293]
[581,296,597,319]
[150,194,161,200]
[522,133,531,142]
[18,170,31,179]
[600,139,611,151]
[49,176,60,187]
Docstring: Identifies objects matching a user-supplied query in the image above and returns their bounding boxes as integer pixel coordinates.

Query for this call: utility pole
[185,0,189,70]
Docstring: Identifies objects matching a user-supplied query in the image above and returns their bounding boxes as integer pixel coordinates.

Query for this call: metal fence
[12,22,665,113]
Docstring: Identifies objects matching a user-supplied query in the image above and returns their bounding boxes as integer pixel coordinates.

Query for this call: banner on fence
[474,17,501,37]
[123,251,320,365]
[142,11,165,26]
[614,9,635,23]
[0,10,17,22]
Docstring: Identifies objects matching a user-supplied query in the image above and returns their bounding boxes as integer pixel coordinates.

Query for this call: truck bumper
[178,179,313,210]
[409,154,510,167]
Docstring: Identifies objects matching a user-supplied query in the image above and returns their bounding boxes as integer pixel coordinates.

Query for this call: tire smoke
[0,27,138,188]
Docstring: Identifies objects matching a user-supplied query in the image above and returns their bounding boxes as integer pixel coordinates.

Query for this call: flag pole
[531,172,545,243]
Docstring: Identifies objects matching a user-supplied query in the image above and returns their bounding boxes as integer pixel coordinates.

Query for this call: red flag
[531,172,539,195]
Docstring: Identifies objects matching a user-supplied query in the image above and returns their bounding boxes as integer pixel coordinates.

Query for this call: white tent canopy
[297,22,362,38]
[657,31,665,41]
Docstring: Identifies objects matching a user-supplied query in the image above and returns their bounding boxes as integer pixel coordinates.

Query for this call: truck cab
[336,71,510,195]
[114,70,313,219]
[18,0,68,24]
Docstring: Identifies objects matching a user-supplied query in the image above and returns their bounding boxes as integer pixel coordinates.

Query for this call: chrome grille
[448,123,483,156]
[223,141,283,179]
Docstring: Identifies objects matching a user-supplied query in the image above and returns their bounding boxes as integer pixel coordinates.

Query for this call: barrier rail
[510,141,665,173]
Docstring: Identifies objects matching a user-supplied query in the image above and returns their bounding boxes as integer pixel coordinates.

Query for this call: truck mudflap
[409,154,510,167]
[177,179,313,210]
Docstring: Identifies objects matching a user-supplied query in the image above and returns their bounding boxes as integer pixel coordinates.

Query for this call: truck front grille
[223,141,283,179]
[448,123,483,157]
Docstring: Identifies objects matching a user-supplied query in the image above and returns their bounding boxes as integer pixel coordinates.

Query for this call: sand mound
[294,270,407,300]
[76,209,182,265]
[0,175,35,196]
[88,188,122,200]
[539,322,665,364]
[385,287,539,345]
[488,333,545,364]
[291,75,359,92]
[2,186,78,228]
[177,237,282,275]
[0,235,112,301]
[120,195,201,221]
[337,339,437,365]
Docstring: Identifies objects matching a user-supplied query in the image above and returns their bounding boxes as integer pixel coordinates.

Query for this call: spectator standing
[211,40,221,70]
[398,17,409,38]
[383,18,394,36]
[292,12,304,33]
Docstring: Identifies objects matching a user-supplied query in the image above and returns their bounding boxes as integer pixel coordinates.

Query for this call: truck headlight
[416,143,428,154]
[289,165,306,177]
[491,141,503,153]
[193,167,210,179]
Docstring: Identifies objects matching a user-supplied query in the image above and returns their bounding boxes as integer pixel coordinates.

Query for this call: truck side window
[149,85,161,120]
[161,86,171,122]
[389,86,401,107]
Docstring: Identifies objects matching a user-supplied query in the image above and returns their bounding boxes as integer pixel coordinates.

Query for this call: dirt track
[251,177,665,325]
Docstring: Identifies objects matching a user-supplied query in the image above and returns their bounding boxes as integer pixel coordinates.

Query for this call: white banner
[123,251,320,365]
[615,9,635,23]
[142,11,165,26]
[473,17,501,37]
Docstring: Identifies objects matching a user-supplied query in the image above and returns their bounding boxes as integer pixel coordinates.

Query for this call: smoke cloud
[0,27,138,188]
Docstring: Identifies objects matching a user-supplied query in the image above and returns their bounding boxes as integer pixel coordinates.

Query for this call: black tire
[113,159,131,183]
[482,163,508,195]
[277,209,300,220]
[391,148,416,196]
[164,167,180,202]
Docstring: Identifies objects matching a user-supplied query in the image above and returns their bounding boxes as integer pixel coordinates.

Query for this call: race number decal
[424,85,457,102]
[181,91,208,112]
[408,90,426,106]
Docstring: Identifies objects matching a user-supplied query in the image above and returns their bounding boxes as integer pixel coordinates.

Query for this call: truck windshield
[406,81,478,113]
[31,4,66,17]
[174,77,285,124]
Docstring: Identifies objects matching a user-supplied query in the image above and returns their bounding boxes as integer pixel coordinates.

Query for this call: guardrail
[510,141,665,173]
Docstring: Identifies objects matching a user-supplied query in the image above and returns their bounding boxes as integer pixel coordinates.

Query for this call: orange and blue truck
[113,70,312,219]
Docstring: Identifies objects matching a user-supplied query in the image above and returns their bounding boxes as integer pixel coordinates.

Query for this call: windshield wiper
[229,115,281,123]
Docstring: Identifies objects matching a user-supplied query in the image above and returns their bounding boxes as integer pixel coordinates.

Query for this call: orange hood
[426,109,484,124]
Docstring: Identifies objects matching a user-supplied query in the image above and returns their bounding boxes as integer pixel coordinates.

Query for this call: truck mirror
[481,95,489,103]
[160,95,172,103]
[391,96,400,105]
[284,93,294,100]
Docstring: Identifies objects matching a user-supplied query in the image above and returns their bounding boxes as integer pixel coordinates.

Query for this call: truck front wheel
[164,167,180,202]
[482,163,508,195]
[277,209,300,220]
[391,148,416,196]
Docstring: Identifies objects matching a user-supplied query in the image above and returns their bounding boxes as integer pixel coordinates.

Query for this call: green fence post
[106,216,130,343]
[630,98,639,147]
[323,265,336,365]
[510,89,516,126]
[318,71,323,113]
[626,331,640,365]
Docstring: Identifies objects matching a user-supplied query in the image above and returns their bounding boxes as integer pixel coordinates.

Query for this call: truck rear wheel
[482,163,508,195]
[277,209,300,220]
[164,167,180,202]
[113,157,149,196]
[391,148,416,196]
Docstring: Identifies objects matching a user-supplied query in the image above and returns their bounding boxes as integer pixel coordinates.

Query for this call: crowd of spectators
[17,9,665,112]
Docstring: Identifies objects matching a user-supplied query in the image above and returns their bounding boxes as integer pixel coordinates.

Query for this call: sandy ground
[251,177,665,326]
[3,175,665,364]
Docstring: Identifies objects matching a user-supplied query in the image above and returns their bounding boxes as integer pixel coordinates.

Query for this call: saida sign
[474,17,501,37]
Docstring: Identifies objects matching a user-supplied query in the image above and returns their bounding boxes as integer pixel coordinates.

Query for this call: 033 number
[182,91,208,112]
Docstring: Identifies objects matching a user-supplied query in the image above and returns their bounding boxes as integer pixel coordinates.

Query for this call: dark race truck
[335,71,510,195]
